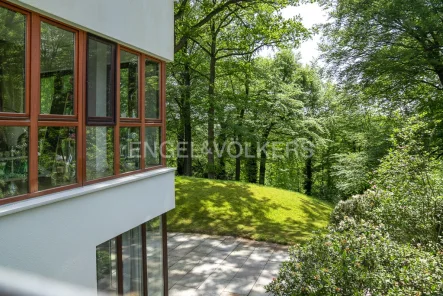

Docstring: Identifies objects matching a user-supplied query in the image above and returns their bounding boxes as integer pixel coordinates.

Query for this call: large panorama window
[96,216,167,296]
[0,2,165,204]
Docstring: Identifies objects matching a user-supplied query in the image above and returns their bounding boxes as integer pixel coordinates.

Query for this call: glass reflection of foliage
[0,6,26,113]
[86,127,114,181]
[96,239,118,296]
[0,126,28,199]
[120,127,140,173]
[122,226,144,296]
[146,217,164,296]
[120,50,138,118]
[87,37,114,118]
[38,127,76,190]
[145,127,161,167]
[145,60,160,119]
[40,21,75,115]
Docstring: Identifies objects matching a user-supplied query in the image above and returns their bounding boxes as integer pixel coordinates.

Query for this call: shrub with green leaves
[267,218,443,296]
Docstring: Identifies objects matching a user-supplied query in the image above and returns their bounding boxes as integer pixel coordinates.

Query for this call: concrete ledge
[0,167,176,218]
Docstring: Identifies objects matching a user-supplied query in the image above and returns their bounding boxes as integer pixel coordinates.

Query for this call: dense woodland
[167,0,443,202]
[168,0,443,294]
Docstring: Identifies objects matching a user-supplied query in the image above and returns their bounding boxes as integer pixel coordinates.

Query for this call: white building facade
[0,0,175,295]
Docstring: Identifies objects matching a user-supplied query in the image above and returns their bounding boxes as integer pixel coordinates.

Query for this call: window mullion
[116,235,123,295]
[140,55,146,170]
[114,46,121,176]
[29,12,41,193]
[141,223,148,296]
[78,31,86,186]
[161,62,167,167]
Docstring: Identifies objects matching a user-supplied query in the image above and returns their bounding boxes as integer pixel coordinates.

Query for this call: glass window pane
[122,226,143,296]
[0,126,28,199]
[120,50,138,118]
[0,7,26,113]
[87,36,115,119]
[40,22,75,115]
[38,127,76,190]
[145,60,160,119]
[146,217,164,296]
[120,127,140,173]
[86,127,114,181]
[145,127,161,167]
[96,239,118,296]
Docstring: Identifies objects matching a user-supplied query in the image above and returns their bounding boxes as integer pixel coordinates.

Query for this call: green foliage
[96,250,111,281]
[268,121,443,295]
[331,152,369,199]
[267,218,443,296]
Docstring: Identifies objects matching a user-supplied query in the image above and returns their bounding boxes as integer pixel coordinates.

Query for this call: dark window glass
[96,239,118,296]
[120,127,140,173]
[40,22,75,115]
[146,217,164,296]
[38,127,76,190]
[145,127,161,167]
[0,126,28,198]
[86,127,114,181]
[145,60,160,119]
[87,35,115,123]
[120,50,138,118]
[122,226,143,296]
[0,7,26,114]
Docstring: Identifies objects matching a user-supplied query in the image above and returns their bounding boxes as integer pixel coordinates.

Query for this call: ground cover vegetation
[168,0,443,294]
[168,176,333,244]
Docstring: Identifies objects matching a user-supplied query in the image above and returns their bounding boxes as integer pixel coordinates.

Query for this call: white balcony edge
[0,167,176,218]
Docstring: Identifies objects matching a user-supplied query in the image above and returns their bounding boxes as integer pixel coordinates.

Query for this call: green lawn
[167,177,334,245]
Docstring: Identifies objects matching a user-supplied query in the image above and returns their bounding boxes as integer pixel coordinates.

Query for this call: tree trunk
[305,156,313,196]
[259,148,267,185]
[246,141,257,183]
[235,108,245,181]
[182,61,193,176]
[235,67,249,181]
[258,124,273,185]
[207,22,217,179]
[218,122,227,179]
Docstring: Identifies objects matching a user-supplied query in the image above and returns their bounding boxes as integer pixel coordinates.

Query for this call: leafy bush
[331,152,370,199]
[267,218,443,296]
[268,119,443,295]
[331,119,443,248]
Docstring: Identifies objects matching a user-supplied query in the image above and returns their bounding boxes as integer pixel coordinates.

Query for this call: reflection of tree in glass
[120,127,140,173]
[145,127,161,167]
[145,61,160,119]
[120,50,138,118]
[38,127,76,190]
[0,6,26,113]
[0,126,28,198]
[86,127,114,181]
[40,21,75,115]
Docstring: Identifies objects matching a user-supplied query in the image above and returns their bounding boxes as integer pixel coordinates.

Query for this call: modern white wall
[9,0,174,61]
[0,168,175,289]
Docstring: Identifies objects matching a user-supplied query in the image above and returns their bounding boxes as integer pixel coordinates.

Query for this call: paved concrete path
[167,233,289,296]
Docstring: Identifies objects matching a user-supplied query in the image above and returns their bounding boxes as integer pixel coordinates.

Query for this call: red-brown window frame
[0,0,167,205]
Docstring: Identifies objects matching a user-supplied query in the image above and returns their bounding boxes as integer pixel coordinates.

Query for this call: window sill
[0,167,176,218]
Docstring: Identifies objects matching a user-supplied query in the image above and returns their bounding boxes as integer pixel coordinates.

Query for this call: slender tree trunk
[246,141,257,183]
[235,109,245,181]
[258,124,273,185]
[207,22,217,179]
[235,65,249,181]
[182,61,193,176]
[305,156,313,196]
[218,122,227,179]
[259,148,267,185]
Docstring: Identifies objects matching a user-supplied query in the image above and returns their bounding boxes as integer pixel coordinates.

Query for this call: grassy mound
[167,177,333,245]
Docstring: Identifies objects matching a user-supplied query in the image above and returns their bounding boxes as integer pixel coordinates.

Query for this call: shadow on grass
[167,177,332,245]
